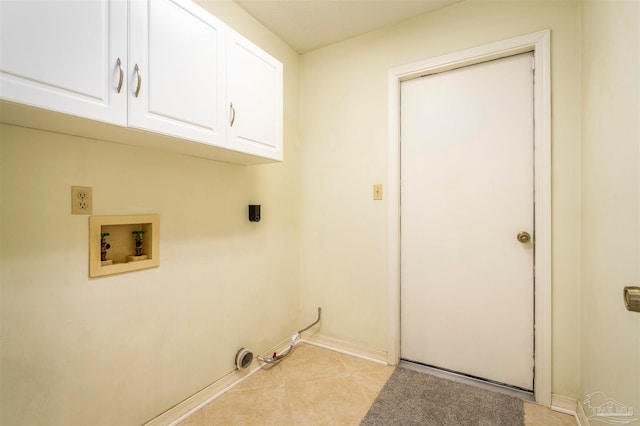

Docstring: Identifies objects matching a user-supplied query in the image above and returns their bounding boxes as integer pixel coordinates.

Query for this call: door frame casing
[387,30,551,406]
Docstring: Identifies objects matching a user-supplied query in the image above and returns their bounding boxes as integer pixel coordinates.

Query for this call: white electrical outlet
[71,186,92,215]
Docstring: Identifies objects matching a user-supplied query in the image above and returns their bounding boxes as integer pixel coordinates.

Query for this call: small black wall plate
[249,205,261,222]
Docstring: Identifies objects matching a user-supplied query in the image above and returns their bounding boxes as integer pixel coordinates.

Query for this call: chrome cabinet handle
[230,102,236,127]
[134,64,142,98]
[116,58,124,93]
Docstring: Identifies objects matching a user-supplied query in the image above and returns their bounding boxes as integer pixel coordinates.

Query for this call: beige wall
[0,2,300,424]
[580,0,639,420]
[299,0,582,397]
[4,0,638,422]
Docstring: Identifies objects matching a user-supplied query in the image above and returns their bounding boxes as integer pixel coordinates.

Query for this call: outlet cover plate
[71,186,93,215]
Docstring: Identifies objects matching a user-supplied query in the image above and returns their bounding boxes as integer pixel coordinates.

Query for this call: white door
[0,0,127,125]
[400,52,535,390]
[128,0,226,146]
[227,29,283,161]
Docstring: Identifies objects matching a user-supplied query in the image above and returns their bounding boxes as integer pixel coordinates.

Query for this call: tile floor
[180,343,577,425]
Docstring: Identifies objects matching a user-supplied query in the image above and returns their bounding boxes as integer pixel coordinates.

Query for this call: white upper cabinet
[128,0,227,147]
[0,0,128,125]
[227,30,283,161]
[0,0,283,164]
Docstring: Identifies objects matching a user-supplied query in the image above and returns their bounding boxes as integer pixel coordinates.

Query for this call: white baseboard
[145,337,584,426]
[143,339,291,426]
[576,399,590,426]
[551,394,587,426]
[300,332,388,364]
[143,335,387,425]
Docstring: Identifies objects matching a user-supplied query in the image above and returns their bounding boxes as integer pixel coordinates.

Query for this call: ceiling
[231,0,460,54]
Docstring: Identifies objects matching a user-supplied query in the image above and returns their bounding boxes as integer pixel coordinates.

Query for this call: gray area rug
[361,366,524,426]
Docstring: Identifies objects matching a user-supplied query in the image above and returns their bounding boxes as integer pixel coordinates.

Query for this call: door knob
[624,286,640,313]
[517,231,531,243]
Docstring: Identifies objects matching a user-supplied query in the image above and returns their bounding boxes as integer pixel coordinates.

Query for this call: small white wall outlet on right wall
[373,184,383,200]
[71,186,92,215]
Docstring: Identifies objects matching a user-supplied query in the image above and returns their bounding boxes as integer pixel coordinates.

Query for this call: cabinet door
[128,0,226,147]
[227,30,283,161]
[0,0,127,125]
